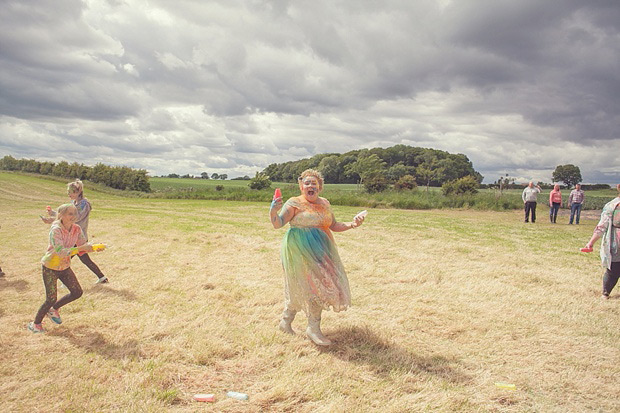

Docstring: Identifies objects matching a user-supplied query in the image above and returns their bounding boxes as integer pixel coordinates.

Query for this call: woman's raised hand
[270,196,283,213]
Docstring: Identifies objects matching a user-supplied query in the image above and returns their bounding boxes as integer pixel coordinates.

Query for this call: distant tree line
[262,144,483,187]
[0,155,150,192]
[162,172,244,180]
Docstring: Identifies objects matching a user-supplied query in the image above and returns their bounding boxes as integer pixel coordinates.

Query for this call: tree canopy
[263,145,483,186]
[552,164,582,188]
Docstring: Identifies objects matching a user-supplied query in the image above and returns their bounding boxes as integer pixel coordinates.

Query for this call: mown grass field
[1,172,618,412]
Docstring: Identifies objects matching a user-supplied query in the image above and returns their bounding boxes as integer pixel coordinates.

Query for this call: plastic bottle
[226,391,249,400]
[193,393,215,402]
[273,188,282,200]
[354,210,368,220]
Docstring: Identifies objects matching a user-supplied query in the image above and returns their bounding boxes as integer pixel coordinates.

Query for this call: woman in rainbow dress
[269,169,365,346]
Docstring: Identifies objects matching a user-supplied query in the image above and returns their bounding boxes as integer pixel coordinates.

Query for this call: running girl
[28,203,102,333]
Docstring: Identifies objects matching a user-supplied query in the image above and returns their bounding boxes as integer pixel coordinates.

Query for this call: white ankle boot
[278,308,297,335]
[306,304,332,346]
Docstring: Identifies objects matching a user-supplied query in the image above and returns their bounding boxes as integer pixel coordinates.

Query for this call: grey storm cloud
[0,0,618,182]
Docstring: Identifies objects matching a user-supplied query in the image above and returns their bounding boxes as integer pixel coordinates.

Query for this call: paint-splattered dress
[280,196,351,313]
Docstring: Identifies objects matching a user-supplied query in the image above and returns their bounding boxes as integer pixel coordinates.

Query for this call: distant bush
[248,172,272,190]
[215,185,224,191]
[442,175,479,196]
[394,174,417,191]
[364,174,388,193]
[582,184,611,190]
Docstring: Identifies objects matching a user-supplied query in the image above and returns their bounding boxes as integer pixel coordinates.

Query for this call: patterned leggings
[34,266,83,324]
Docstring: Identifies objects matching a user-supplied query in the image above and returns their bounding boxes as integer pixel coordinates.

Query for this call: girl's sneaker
[28,322,45,333]
[47,308,62,324]
[95,276,109,284]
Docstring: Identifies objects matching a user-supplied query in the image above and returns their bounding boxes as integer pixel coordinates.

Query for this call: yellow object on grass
[494,382,516,390]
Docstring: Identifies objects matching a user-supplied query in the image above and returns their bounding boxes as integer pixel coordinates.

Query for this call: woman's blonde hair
[54,203,77,226]
[67,179,84,199]
[298,169,324,189]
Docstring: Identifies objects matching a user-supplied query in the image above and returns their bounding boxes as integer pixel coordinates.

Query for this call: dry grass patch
[0,172,619,412]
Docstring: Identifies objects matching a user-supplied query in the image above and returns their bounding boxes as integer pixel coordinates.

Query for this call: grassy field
[1,172,619,412]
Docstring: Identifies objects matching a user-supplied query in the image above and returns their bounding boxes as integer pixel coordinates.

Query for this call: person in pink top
[549,184,562,223]
[28,203,104,333]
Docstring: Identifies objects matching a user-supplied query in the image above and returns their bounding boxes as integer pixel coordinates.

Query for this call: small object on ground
[494,382,516,390]
[193,394,215,402]
[46,206,51,211]
[580,247,593,253]
[354,210,368,220]
[273,188,282,200]
[226,391,249,400]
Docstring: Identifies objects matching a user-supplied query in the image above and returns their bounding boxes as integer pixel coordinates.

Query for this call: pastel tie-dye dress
[281,196,351,313]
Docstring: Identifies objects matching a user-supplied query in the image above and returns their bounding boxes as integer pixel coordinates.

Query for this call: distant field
[149,177,360,192]
[1,172,619,412]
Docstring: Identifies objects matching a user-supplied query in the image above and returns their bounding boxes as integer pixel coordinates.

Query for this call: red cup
[273,188,282,200]
[580,247,593,253]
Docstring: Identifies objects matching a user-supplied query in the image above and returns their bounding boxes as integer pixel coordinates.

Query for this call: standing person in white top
[522,181,542,223]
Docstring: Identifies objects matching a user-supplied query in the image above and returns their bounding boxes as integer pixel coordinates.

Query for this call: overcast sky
[1,0,619,183]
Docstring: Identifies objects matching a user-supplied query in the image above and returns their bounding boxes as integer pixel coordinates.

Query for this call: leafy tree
[211,173,219,180]
[552,164,582,187]
[167,173,180,178]
[416,158,445,192]
[219,174,228,180]
[0,155,19,170]
[317,155,342,183]
[248,172,271,190]
[201,172,210,179]
[344,153,386,187]
[386,162,411,182]
[52,161,70,177]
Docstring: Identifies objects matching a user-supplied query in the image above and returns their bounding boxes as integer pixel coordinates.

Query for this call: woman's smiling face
[300,176,320,202]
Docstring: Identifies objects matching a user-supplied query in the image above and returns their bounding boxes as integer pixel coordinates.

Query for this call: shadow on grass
[48,324,143,359]
[0,278,29,292]
[322,325,470,384]
[85,286,138,301]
